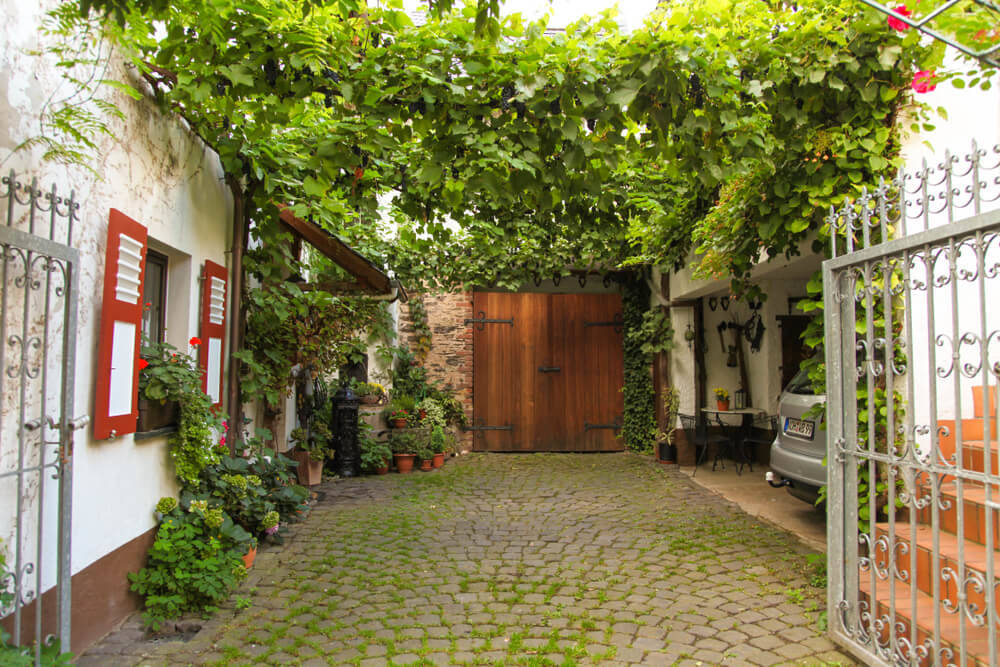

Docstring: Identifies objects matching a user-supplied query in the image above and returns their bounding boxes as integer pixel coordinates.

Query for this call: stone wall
[399,292,474,450]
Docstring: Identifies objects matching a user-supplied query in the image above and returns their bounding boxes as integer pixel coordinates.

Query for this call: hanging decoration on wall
[744,310,765,353]
[707,296,731,312]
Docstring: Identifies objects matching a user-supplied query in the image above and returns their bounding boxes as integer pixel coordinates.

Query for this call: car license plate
[784,417,814,439]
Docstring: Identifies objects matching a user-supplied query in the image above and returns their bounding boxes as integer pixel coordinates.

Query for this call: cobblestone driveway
[89,453,853,666]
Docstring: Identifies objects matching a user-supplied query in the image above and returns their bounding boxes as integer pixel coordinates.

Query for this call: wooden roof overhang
[277,204,406,300]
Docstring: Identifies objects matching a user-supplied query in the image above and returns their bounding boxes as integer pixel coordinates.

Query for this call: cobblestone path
[83,453,853,666]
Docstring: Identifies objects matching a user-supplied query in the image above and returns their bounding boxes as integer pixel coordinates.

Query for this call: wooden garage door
[472,292,624,451]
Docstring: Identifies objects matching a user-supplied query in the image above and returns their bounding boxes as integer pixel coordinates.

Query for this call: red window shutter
[93,209,147,439]
[199,260,227,408]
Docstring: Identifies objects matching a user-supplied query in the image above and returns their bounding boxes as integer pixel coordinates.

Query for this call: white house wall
[1,0,233,590]
[896,73,1000,433]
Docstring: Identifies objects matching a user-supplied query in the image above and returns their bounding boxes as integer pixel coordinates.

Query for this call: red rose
[189,336,202,346]
[138,359,149,370]
[887,5,911,32]
[911,70,937,94]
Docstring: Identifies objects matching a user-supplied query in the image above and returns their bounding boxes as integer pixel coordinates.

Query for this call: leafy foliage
[36,0,943,302]
[128,501,250,630]
[140,340,224,485]
[408,296,432,361]
[184,453,308,537]
[622,276,655,454]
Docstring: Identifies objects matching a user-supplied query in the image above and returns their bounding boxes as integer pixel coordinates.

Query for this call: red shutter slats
[199,260,227,408]
[93,209,147,439]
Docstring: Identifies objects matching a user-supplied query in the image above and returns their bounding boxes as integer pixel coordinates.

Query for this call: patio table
[700,407,764,474]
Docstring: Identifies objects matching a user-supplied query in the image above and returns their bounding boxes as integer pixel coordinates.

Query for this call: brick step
[916,483,1000,547]
[859,578,994,666]
[937,419,999,473]
[875,522,1000,614]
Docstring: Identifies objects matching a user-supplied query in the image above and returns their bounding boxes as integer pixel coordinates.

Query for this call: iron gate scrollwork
[0,170,82,661]
[824,144,1000,666]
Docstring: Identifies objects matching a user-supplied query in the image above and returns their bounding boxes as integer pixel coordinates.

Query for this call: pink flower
[911,70,937,94]
[265,524,280,536]
[222,420,228,431]
[888,5,911,32]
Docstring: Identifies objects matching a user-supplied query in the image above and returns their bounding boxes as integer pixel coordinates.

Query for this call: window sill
[134,426,177,441]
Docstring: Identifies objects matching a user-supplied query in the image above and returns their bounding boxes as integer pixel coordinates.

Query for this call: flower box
[137,398,179,432]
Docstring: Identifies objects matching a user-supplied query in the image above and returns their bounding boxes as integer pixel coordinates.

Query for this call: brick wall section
[399,292,475,450]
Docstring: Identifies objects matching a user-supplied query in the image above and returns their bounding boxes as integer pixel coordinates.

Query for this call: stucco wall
[1,0,233,587]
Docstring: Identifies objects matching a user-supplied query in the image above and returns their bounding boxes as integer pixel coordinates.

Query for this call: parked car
[767,367,825,505]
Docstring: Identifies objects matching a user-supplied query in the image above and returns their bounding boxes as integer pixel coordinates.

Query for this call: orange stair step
[875,521,1000,613]
[859,577,995,666]
[916,483,1000,547]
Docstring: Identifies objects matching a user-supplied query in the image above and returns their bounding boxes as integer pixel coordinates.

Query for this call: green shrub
[431,425,446,454]
[389,430,416,454]
[359,422,391,472]
[128,503,251,630]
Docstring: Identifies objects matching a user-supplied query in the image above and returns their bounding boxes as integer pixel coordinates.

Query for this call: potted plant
[656,387,680,464]
[387,408,409,429]
[430,425,446,468]
[415,439,434,472]
[714,387,730,411]
[389,430,417,473]
[139,338,225,485]
[136,339,186,431]
[386,394,416,428]
[353,380,386,405]
[360,424,392,474]
[288,426,327,486]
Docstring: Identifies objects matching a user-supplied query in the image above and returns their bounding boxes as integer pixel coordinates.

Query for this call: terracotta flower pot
[391,418,407,429]
[290,449,323,486]
[375,463,390,475]
[242,544,257,570]
[432,452,445,468]
[393,453,416,473]
[717,399,730,411]
[361,395,379,405]
[419,459,433,472]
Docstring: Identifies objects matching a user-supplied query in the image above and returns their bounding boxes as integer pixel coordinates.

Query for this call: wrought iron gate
[0,171,83,660]
[824,144,1000,666]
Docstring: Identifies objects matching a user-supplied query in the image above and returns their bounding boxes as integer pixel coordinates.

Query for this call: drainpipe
[226,177,248,451]
[694,298,706,415]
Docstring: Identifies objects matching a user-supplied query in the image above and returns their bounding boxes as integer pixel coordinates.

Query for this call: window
[141,249,168,345]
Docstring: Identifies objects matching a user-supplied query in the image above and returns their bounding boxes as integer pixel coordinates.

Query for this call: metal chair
[678,413,729,475]
[741,414,779,473]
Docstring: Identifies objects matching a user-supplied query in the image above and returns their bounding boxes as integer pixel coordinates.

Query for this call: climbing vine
[407,295,432,362]
[622,276,656,454]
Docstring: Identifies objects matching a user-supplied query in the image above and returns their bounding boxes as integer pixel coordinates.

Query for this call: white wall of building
[1,0,233,588]
[897,66,1000,432]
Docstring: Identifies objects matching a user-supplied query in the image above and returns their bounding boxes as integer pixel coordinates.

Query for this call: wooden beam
[276,205,392,293]
[298,280,367,293]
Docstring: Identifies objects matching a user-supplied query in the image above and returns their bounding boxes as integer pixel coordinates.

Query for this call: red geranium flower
[189,336,202,346]
[911,70,937,94]
[138,359,149,370]
[888,5,911,32]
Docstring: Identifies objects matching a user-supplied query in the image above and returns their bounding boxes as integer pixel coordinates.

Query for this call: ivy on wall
[408,296,432,362]
[622,276,656,454]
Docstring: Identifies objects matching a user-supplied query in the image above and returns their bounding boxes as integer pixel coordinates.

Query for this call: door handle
[538,366,561,373]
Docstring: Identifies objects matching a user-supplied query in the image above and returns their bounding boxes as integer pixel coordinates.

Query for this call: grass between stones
[151,453,847,666]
